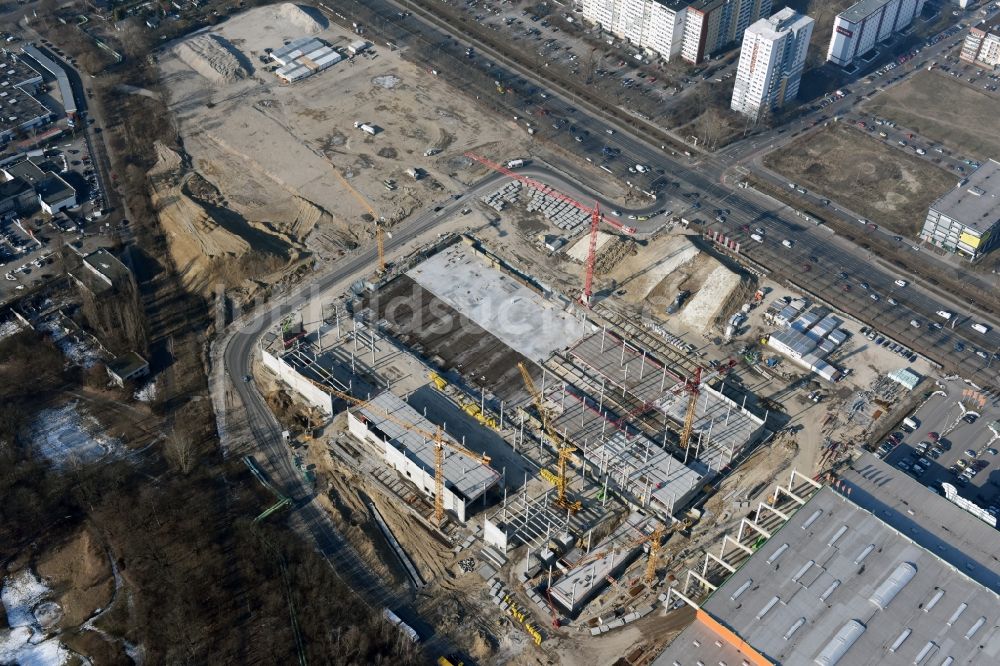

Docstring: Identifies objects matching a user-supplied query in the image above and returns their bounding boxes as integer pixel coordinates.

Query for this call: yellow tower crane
[299,376,490,526]
[517,362,582,514]
[564,519,688,587]
[328,161,387,273]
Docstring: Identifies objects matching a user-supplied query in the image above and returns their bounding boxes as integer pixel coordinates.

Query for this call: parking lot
[883,377,1000,520]
[1,131,111,301]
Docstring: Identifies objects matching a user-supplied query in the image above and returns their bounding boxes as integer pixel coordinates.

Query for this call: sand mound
[36,527,114,628]
[678,264,742,331]
[175,33,248,85]
[264,3,326,34]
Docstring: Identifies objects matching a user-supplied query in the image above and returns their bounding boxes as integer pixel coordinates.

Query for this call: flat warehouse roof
[929,159,1000,233]
[407,242,590,362]
[685,485,1000,665]
[357,391,500,502]
[838,453,1000,592]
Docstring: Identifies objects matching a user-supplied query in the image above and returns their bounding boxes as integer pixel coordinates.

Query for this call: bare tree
[164,425,196,475]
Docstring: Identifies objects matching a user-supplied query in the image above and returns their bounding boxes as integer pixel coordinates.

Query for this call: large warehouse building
[826,0,927,67]
[919,158,1000,261]
[653,454,1000,665]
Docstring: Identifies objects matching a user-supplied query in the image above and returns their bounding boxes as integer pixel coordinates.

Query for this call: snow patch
[372,74,400,89]
[0,317,23,341]
[1,570,49,628]
[0,570,70,666]
[133,380,157,403]
[28,401,124,468]
[36,316,104,368]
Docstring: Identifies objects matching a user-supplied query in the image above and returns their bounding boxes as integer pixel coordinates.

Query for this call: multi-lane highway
[344,0,1000,386]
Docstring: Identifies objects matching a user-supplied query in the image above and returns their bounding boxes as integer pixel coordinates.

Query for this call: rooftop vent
[869,562,916,610]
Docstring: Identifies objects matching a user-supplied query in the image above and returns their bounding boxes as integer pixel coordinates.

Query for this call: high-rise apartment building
[731,7,814,119]
[580,0,691,60]
[960,27,1000,69]
[680,0,772,63]
[826,0,927,67]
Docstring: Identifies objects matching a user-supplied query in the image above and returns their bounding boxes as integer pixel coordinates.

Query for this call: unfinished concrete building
[347,391,501,523]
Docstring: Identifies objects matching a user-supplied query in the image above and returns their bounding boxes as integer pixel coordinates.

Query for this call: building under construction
[259,229,774,625]
[549,512,657,614]
[348,391,500,523]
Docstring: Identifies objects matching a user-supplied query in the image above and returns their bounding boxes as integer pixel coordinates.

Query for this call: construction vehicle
[299,375,490,526]
[517,361,582,513]
[464,152,636,306]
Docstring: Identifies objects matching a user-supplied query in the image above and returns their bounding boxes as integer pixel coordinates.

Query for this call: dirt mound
[262,3,326,34]
[149,143,307,293]
[677,263,742,331]
[36,526,114,628]
[174,33,248,85]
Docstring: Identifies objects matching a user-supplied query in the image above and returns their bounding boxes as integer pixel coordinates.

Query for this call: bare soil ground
[154,3,530,296]
[608,232,743,336]
[863,70,1000,161]
[763,123,955,236]
[35,526,115,630]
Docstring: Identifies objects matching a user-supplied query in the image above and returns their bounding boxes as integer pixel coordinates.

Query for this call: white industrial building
[270,37,342,83]
[765,307,847,381]
[826,0,927,67]
[347,391,501,523]
[731,7,814,119]
[580,0,690,60]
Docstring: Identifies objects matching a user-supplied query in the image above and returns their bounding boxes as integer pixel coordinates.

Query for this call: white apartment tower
[731,7,814,120]
[581,0,691,60]
[826,0,927,67]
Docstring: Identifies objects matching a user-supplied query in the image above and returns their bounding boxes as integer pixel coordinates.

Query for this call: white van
[903,416,920,431]
[971,322,990,334]
[750,233,764,243]
[782,239,794,248]
[936,310,953,320]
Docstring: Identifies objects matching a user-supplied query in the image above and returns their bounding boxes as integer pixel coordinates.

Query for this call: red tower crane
[464,152,637,306]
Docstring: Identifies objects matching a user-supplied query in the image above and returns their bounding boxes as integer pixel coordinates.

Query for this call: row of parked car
[861,326,919,362]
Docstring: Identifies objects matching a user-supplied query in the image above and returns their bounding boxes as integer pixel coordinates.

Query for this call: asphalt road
[350,0,1000,386]
[220,0,1000,627]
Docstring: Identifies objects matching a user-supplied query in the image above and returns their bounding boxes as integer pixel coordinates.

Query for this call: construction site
[248,140,785,660]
